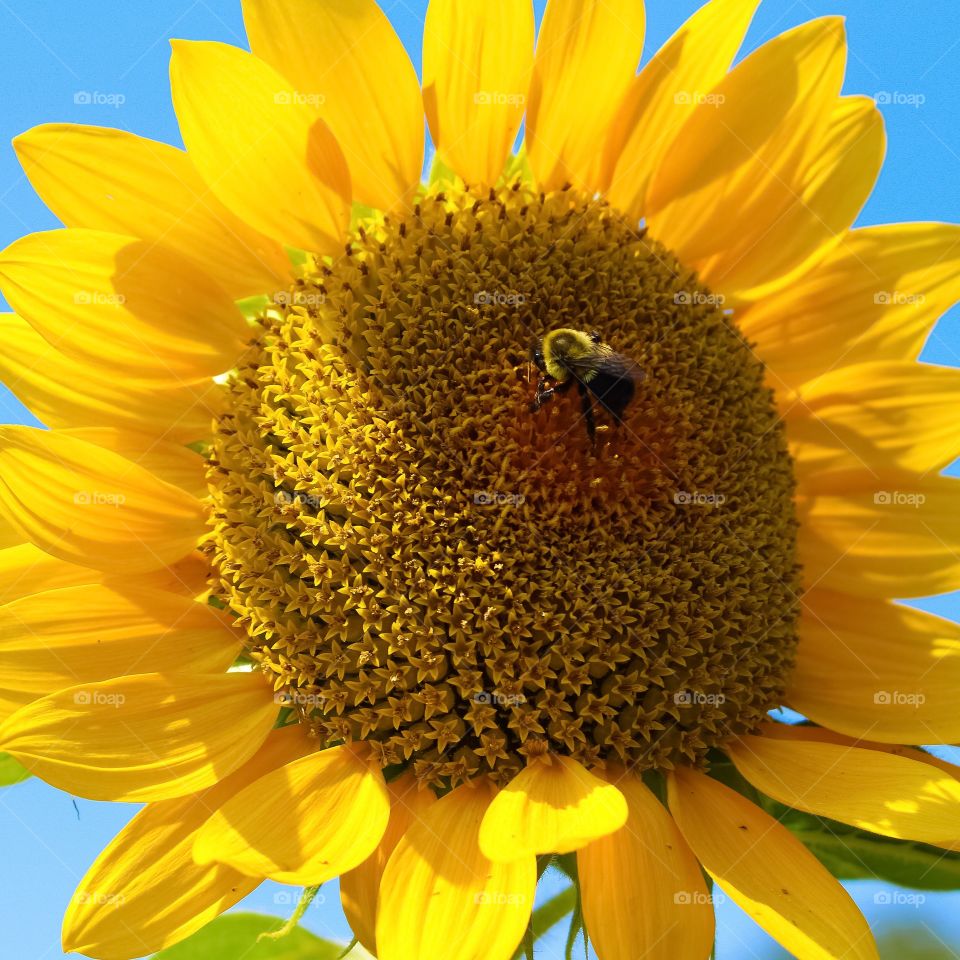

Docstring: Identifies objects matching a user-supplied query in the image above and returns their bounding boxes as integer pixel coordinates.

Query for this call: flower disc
[208,183,800,787]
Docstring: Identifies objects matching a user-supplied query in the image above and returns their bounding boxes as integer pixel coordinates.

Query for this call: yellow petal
[244,0,422,212]
[170,40,351,254]
[527,0,645,192]
[790,590,960,744]
[0,544,101,603]
[122,552,214,600]
[62,724,314,960]
[0,671,275,801]
[729,734,960,844]
[58,427,206,497]
[786,361,960,477]
[423,0,533,188]
[0,427,205,575]
[0,314,223,443]
[579,769,714,960]
[341,774,438,955]
[14,123,291,299]
[704,95,885,298]
[668,767,878,960]
[754,721,960,767]
[740,223,960,388]
[751,725,960,831]
[0,583,240,717]
[478,754,627,862]
[0,229,246,383]
[376,779,536,960]
[193,742,389,885]
[647,19,845,273]
[747,726,960,853]
[797,471,960,597]
[0,516,25,550]
[0,544,210,605]
[607,0,760,218]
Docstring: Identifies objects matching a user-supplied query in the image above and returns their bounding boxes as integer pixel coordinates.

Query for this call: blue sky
[1,0,959,957]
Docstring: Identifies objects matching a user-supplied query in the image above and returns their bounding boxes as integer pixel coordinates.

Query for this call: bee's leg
[577,381,597,444]
[531,376,572,412]
[530,376,554,412]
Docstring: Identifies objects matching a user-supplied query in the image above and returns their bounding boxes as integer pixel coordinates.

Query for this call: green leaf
[531,886,576,941]
[152,913,344,960]
[0,752,30,786]
[878,930,960,959]
[794,820,960,891]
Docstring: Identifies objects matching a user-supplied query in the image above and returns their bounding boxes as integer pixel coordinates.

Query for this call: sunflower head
[0,2,959,960]
[207,180,801,787]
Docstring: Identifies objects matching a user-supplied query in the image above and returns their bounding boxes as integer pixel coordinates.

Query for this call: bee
[530,328,644,442]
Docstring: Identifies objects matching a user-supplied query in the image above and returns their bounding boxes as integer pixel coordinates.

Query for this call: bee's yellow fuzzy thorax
[542,328,597,382]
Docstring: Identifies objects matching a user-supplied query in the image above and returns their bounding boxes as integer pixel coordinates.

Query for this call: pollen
[206,182,801,788]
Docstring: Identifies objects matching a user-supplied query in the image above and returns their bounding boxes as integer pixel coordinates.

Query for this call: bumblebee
[530,328,644,441]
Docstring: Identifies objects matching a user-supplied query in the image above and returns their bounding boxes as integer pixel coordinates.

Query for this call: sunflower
[1,0,960,958]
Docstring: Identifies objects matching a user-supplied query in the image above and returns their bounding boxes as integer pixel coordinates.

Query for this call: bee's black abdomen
[586,370,636,421]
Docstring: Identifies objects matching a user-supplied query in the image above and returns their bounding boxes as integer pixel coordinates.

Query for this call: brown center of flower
[205,182,801,788]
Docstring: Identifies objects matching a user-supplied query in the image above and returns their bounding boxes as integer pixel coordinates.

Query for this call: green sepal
[427,151,458,189]
[285,246,309,268]
[500,146,533,187]
[350,202,381,231]
[256,886,322,945]
[237,293,270,320]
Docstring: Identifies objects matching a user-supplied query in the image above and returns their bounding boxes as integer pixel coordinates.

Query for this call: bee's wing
[566,353,644,421]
